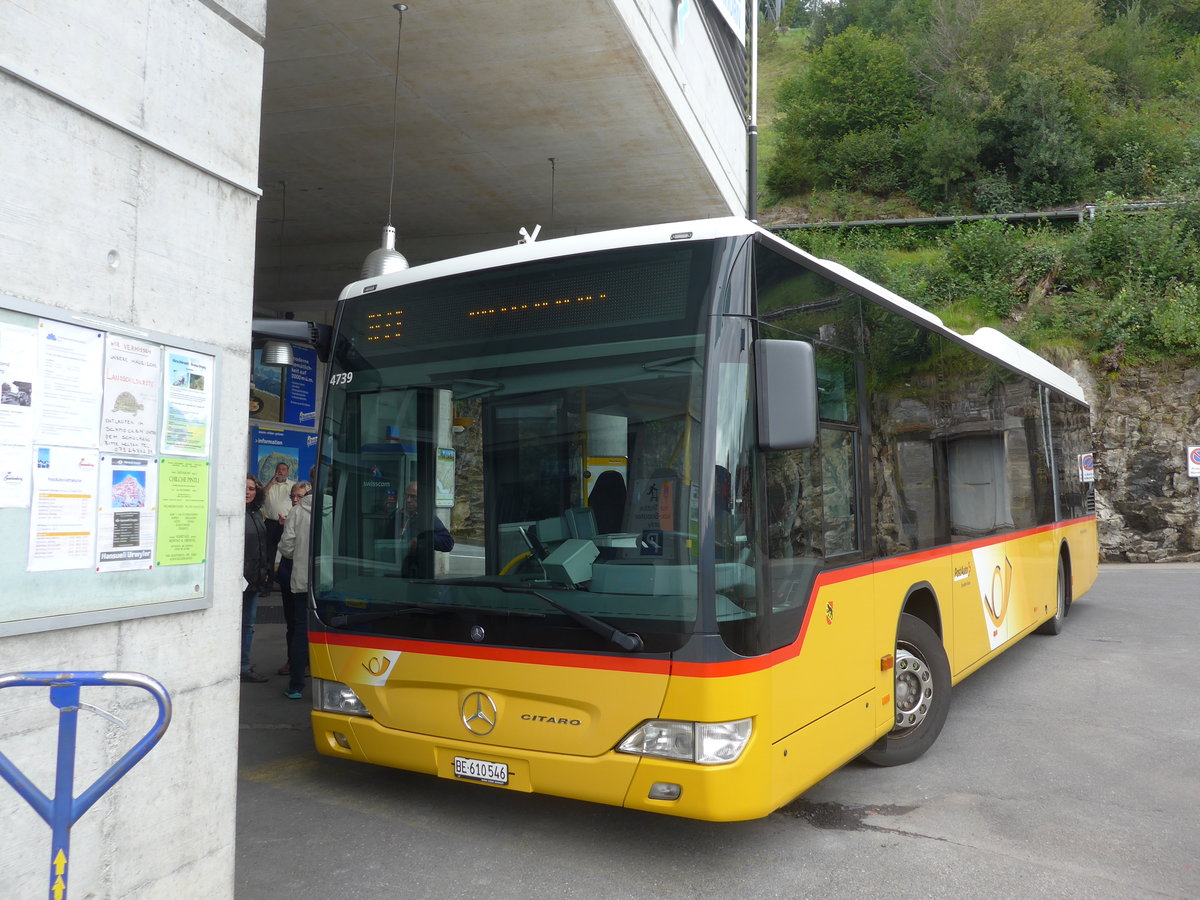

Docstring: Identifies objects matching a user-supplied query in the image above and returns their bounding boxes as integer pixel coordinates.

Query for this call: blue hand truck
[0,671,172,900]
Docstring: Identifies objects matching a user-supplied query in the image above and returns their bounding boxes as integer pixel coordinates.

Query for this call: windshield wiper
[428,578,643,652]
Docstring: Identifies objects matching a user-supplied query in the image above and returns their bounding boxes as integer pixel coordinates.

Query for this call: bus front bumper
[311,711,775,821]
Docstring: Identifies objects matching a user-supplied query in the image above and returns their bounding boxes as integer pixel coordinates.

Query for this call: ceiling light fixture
[260,340,294,367]
[361,3,411,279]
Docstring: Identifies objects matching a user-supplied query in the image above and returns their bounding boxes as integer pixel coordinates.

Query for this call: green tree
[768,27,921,195]
[999,74,1096,206]
[787,27,920,141]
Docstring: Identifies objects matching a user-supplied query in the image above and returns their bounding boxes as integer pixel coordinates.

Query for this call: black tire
[862,613,951,767]
[1035,555,1068,636]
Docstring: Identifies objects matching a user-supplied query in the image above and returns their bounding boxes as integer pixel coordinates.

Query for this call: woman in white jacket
[277,490,312,699]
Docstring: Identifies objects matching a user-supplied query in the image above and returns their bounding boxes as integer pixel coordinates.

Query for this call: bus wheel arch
[862,611,951,768]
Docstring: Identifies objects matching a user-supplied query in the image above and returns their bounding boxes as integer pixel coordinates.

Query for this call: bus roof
[340,216,1085,404]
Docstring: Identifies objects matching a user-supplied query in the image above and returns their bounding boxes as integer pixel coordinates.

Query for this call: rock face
[1074,360,1200,562]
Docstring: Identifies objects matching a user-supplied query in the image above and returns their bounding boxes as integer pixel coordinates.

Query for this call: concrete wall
[0,1,265,896]
[615,0,749,217]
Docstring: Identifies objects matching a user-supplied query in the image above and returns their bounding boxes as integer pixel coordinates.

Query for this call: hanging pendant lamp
[361,4,410,278]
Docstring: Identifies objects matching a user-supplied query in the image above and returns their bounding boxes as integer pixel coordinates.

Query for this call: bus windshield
[314,241,719,653]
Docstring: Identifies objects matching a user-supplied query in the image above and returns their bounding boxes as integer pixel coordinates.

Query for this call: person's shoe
[240,669,269,684]
[277,663,290,675]
[282,689,303,700]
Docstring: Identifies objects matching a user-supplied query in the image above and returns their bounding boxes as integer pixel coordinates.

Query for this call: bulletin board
[0,294,221,636]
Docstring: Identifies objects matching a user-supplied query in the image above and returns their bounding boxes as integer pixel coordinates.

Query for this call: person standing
[261,461,294,569]
[278,484,313,699]
[276,481,310,676]
[242,475,272,683]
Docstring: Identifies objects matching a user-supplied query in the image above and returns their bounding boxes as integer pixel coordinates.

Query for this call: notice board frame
[0,293,222,637]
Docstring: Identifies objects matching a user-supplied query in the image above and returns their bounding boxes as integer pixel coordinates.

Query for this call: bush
[822,128,904,195]
[1075,207,1198,287]
[1151,282,1200,351]
[972,169,1018,214]
[765,135,823,198]
[940,218,1022,280]
[1093,108,1191,196]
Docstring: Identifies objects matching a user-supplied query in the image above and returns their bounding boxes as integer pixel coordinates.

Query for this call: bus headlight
[313,678,372,717]
[616,718,752,765]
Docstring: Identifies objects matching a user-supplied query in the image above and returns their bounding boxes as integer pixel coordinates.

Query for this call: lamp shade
[261,340,294,366]
[361,225,409,278]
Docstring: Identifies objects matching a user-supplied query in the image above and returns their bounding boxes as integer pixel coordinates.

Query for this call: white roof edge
[756,230,1086,403]
[338,217,757,301]
[964,327,1085,402]
[341,216,1085,403]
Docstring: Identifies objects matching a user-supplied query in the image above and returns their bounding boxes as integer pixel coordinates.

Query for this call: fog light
[648,782,682,801]
[333,732,351,749]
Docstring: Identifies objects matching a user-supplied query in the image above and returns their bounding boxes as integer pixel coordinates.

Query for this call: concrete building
[0,1,748,895]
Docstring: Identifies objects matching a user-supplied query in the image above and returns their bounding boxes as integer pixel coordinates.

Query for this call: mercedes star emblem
[461,691,498,736]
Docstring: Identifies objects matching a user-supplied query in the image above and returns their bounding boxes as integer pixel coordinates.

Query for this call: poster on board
[96,455,157,572]
[0,320,38,448]
[161,349,214,457]
[156,458,209,566]
[101,335,161,455]
[35,320,104,448]
[27,445,100,572]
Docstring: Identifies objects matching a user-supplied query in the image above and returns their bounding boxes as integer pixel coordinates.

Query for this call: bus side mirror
[755,339,818,450]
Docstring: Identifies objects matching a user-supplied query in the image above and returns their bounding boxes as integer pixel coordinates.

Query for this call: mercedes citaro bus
[303,217,1096,821]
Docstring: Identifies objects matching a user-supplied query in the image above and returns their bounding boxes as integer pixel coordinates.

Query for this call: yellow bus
[306,217,1097,821]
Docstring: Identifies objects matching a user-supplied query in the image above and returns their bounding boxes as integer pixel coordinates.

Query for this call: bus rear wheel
[862,613,951,767]
[1035,555,1068,635]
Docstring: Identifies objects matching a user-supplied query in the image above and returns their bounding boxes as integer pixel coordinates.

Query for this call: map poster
[161,349,214,457]
[96,455,158,572]
[101,335,161,455]
[155,458,209,566]
[27,445,100,572]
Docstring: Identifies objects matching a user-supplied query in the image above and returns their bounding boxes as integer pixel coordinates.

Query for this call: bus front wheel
[862,613,951,767]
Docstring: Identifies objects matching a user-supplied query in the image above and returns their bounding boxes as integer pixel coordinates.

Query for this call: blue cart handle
[0,671,172,826]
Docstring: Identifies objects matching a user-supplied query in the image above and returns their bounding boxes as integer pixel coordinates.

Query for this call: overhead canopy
[254,0,748,319]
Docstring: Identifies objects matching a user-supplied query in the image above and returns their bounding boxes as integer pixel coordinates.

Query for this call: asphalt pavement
[236,564,1200,899]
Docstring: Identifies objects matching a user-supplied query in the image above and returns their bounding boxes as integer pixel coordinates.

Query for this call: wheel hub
[893,648,933,731]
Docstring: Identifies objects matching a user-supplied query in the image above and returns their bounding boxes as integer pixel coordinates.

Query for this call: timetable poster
[27,446,100,572]
[34,320,104,448]
[96,455,157,572]
[101,336,162,456]
[162,349,214,457]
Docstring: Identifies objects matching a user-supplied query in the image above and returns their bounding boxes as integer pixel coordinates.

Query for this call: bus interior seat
[588,470,627,534]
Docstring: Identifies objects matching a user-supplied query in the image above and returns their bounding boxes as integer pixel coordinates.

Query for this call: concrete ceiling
[254,0,736,318]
